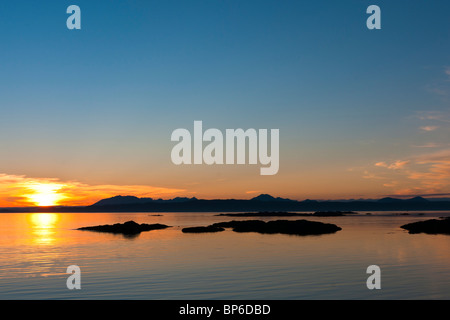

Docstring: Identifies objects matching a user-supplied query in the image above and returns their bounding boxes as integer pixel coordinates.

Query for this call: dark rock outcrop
[401,217,450,235]
[77,220,170,235]
[209,219,342,236]
[182,226,225,233]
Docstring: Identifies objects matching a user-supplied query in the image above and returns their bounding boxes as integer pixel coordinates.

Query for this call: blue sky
[0,0,449,203]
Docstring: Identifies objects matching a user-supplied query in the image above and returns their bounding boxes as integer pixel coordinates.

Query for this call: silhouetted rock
[182,226,225,233]
[211,219,342,236]
[401,217,450,234]
[78,220,170,235]
[212,220,267,230]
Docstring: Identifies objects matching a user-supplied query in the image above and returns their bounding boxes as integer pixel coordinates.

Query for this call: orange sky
[2,113,450,207]
[2,143,450,208]
[0,173,186,207]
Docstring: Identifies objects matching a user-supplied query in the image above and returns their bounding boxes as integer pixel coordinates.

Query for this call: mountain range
[3,194,450,213]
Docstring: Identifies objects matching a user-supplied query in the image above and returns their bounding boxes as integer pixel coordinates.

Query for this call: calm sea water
[0,211,449,300]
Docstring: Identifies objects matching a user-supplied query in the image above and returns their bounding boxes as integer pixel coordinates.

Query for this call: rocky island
[182,226,225,233]
[182,219,342,236]
[401,217,450,235]
[77,220,171,235]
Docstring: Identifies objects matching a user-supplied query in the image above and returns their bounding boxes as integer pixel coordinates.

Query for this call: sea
[0,211,449,299]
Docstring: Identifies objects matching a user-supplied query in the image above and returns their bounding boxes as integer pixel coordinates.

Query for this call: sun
[25,183,66,206]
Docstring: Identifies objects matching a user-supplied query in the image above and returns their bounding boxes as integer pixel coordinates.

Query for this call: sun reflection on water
[27,213,60,245]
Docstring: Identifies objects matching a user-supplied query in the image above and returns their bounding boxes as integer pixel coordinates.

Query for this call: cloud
[410,151,450,191]
[366,147,450,196]
[416,111,450,123]
[387,192,450,198]
[417,111,450,123]
[424,67,450,97]
[375,160,409,170]
[412,142,441,148]
[364,107,450,196]
[0,173,186,207]
[415,148,450,163]
[374,162,387,168]
[362,171,386,180]
[383,181,399,188]
[445,66,450,77]
[420,126,439,132]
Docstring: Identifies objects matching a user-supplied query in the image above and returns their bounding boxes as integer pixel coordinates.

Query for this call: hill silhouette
[377,196,428,203]
[2,194,450,213]
[250,194,295,202]
[93,195,198,206]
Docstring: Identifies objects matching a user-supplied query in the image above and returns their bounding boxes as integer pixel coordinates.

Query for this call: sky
[0,0,449,206]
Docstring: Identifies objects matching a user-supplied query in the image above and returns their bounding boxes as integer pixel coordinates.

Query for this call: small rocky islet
[181,225,226,233]
[78,215,450,237]
[77,220,171,235]
[182,219,342,236]
[401,217,450,235]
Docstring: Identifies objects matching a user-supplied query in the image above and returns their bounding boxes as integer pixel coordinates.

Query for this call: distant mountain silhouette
[377,196,429,203]
[405,196,429,203]
[93,196,152,206]
[377,197,404,203]
[93,195,198,206]
[2,194,450,213]
[251,194,294,202]
[377,197,429,203]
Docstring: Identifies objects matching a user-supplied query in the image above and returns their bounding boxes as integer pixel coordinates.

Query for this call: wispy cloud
[246,190,262,194]
[362,171,385,180]
[386,192,450,198]
[445,66,450,77]
[368,149,450,196]
[417,111,450,123]
[375,160,410,170]
[424,67,450,97]
[420,125,439,132]
[383,181,399,188]
[412,142,441,148]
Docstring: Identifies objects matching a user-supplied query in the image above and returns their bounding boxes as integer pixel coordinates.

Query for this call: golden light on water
[28,213,60,245]
[30,213,59,227]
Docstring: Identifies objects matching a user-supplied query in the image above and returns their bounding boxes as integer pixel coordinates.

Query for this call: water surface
[0,211,449,299]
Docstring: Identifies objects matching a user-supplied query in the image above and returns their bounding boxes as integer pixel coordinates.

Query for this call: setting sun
[25,183,66,206]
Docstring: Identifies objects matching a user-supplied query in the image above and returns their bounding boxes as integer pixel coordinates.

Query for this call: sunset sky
[0,0,450,206]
